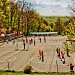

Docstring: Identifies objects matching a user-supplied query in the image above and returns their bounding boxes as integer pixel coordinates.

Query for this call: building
[30,32,58,36]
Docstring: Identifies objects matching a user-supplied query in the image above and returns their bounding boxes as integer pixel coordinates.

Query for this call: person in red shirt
[61,52,64,59]
[38,50,41,60]
[41,51,44,62]
[61,52,65,64]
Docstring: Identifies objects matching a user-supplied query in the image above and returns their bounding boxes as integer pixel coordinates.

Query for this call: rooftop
[30,32,58,35]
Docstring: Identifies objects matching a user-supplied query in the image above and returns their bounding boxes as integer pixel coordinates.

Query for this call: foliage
[44,16,69,34]
[0,0,74,37]
[23,65,33,73]
[0,0,51,35]
[63,17,75,54]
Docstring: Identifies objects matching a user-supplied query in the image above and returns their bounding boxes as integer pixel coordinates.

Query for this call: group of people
[38,36,46,43]
[23,37,34,50]
[56,47,75,72]
[56,48,65,64]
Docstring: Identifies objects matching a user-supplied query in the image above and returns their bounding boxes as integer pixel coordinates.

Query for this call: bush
[23,65,33,74]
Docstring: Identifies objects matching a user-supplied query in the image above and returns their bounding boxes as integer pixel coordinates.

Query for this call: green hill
[43,16,70,24]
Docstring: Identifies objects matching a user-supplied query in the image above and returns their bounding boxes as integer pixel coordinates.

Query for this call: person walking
[61,52,65,64]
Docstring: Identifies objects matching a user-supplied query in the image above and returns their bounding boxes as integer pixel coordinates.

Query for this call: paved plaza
[0,36,75,72]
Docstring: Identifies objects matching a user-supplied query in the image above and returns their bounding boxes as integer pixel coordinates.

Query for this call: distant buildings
[30,32,58,36]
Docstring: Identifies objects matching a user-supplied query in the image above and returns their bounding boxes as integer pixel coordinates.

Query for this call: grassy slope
[0,71,75,75]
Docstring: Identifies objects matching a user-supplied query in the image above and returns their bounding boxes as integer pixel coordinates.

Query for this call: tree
[54,18,64,35]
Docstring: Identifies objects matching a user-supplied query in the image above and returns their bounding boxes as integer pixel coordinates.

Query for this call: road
[0,36,74,72]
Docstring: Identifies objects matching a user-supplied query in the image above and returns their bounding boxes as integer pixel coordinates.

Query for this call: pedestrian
[38,50,42,60]
[34,40,35,46]
[39,37,41,43]
[61,52,65,64]
[70,63,74,72]
[23,39,25,50]
[41,51,44,62]
[26,37,28,43]
[44,36,46,43]
[58,48,61,58]
[56,48,58,54]
[34,36,35,46]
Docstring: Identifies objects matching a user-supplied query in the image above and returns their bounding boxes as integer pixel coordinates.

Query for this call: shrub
[23,65,33,73]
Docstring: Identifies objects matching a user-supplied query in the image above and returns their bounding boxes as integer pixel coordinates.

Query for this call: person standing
[70,63,74,72]
[34,40,35,46]
[34,36,35,46]
[38,50,41,60]
[39,37,41,43]
[41,51,44,62]
[23,39,25,50]
[26,37,28,43]
[58,48,61,58]
[44,36,46,43]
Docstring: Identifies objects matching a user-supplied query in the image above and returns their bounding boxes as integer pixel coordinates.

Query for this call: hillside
[43,16,70,24]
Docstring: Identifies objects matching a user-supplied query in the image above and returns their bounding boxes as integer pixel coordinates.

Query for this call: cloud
[54,0,60,2]
[16,0,70,16]
[26,0,68,8]
[37,9,70,16]
[18,0,69,8]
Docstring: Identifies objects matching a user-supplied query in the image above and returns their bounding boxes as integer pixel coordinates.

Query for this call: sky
[13,0,72,16]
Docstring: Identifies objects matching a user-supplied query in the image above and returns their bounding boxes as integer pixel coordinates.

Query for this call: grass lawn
[0,71,75,75]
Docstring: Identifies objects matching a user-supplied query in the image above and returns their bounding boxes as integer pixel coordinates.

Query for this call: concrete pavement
[0,36,74,72]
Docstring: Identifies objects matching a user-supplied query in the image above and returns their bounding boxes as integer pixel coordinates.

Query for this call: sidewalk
[72,53,75,71]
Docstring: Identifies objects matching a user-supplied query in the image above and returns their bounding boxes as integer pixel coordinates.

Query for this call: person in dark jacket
[23,40,25,50]
[70,63,74,72]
